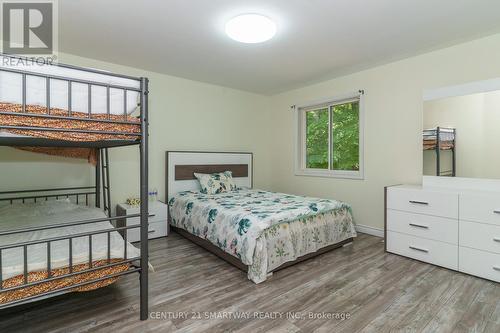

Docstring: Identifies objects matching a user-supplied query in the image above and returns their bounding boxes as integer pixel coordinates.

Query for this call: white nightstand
[116,201,168,242]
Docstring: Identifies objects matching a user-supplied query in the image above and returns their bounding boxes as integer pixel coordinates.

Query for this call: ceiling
[59,0,500,95]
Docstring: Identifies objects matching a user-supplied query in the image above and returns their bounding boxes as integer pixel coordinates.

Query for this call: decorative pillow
[194,171,237,194]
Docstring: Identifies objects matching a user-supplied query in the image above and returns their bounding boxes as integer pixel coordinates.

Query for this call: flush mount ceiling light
[225,14,277,43]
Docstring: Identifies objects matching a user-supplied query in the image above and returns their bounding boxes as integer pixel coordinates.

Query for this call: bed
[0,54,150,320]
[0,198,141,305]
[166,151,357,283]
[423,127,455,150]
[0,55,142,145]
[423,127,456,177]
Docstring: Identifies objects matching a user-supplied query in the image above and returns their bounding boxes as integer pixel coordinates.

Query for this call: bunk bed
[423,126,456,176]
[0,54,149,320]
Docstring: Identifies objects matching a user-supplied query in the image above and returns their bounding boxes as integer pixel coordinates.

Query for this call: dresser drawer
[125,214,165,227]
[460,220,500,254]
[121,202,168,222]
[460,192,500,226]
[387,231,458,270]
[387,187,458,218]
[127,220,167,243]
[387,210,458,245]
[147,220,167,239]
[459,247,500,283]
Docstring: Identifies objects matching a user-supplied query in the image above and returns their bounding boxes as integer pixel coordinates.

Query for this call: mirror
[423,88,500,179]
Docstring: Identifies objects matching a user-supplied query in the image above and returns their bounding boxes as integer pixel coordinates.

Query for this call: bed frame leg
[139,77,149,321]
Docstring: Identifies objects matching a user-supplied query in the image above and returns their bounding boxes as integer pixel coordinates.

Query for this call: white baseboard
[355,224,384,238]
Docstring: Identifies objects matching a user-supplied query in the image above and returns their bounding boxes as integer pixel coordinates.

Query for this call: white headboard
[166,151,253,201]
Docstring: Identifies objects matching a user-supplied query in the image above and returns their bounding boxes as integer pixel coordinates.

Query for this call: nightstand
[116,201,168,242]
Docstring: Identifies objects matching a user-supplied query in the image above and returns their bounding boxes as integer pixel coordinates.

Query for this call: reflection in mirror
[423,89,500,179]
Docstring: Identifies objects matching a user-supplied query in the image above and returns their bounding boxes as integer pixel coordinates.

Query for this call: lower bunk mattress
[0,199,141,305]
[168,189,357,283]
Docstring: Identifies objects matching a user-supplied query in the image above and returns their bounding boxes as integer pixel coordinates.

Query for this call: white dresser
[385,179,500,283]
[116,201,168,242]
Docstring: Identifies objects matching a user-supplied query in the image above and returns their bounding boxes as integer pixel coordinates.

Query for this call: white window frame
[294,91,365,180]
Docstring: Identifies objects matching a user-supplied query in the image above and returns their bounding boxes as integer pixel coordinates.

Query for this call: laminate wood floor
[1,233,499,333]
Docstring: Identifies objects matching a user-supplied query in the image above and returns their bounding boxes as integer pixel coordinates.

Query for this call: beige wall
[423,91,500,179]
[0,53,272,209]
[267,33,500,231]
[0,147,94,191]
[3,32,500,232]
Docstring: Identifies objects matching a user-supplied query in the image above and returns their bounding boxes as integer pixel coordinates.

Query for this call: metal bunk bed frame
[0,54,149,320]
[424,126,456,177]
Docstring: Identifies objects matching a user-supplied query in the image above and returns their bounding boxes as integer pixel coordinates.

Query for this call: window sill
[295,169,364,180]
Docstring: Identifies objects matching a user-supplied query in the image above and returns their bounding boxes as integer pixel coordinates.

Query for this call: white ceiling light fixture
[225,14,277,44]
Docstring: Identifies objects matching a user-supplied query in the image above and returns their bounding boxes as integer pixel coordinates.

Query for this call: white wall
[267,33,500,231]
[0,53,272,209]
[423,90,500,179]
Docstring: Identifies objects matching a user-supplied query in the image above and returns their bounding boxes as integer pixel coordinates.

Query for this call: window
[295,92,364,179]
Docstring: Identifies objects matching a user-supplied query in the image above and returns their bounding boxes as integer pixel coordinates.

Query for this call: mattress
[423,139,454,150]
[0,199,141,282]
[0,56,140,116]
[168,188,357,283]
[0,259,130,305]
[0,102,141,142]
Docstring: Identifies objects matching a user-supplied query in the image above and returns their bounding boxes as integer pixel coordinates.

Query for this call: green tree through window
[305,101,360,171]
[306,108,329,169]
[332,101,359,171]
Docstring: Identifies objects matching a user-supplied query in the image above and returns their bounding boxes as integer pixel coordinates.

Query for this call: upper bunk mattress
[0,56,140,116]
[0,57,142,142]
[0,102,140,142]
[168,188,357,283]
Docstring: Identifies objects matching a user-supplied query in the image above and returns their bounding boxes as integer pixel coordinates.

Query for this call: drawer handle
[494,237,500,243]
[409,200,429,205]
[494,266,500,272]
[148,230,156,234]
[409,246,429,253]
[494,210,500,215]
[409,223,429,229]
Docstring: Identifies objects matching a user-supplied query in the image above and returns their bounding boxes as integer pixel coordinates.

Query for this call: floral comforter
[168,188,357,283]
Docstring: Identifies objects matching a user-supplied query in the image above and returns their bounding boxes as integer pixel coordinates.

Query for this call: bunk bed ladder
[100,148,112,217]
[95,150,101,208]
[435,126,441,176]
